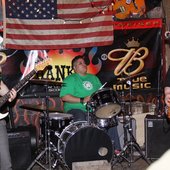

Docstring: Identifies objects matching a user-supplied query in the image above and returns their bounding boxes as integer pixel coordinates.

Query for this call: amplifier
[8,126,37,170]
[19,84,60,98]
[145,114,170,159]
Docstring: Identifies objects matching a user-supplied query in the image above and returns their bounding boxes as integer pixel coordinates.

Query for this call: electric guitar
[108,4,126,16]
[0,58,51,120]
[112,0,146,20]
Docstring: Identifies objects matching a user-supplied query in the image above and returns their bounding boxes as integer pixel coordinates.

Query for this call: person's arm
[165,87,170,107]
[165,87,170,119]
[61,94,90,104]
[164,67,170,107]
[0,81,9,96]
[8,88,17,102]
[0,81,17,102]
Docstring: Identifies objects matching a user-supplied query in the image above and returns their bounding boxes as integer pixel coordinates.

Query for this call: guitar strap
[0,72,2,81]
[8,106,15,129]
[0,72,1,89]
[132,0,138,9]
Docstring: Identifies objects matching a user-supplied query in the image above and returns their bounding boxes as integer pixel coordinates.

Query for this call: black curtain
[145,0,162,11]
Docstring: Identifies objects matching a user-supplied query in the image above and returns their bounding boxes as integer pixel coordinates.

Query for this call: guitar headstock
[35,58,52,71]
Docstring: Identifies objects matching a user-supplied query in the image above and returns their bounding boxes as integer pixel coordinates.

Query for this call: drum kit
[19,78,150,170]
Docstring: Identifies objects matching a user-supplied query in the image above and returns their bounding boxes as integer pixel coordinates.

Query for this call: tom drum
[90,88,121,119]
[40,112,73,142]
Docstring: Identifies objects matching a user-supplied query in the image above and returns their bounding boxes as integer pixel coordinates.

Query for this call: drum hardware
[113,79,150,166]
[25,84,61,170]
[86,101,96,124]
[155,67,163,116]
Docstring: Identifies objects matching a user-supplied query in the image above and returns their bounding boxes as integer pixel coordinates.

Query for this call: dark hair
[71,55,85,68]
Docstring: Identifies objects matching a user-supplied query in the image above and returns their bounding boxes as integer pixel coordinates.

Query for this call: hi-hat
[29,79,64,86]
[20,104,61,112]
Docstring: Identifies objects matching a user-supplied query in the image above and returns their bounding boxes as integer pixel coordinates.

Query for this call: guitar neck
[0,69,36,108]
[14,69,36,92]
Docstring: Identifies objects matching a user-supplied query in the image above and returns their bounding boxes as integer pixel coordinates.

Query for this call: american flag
[3,0,113,50]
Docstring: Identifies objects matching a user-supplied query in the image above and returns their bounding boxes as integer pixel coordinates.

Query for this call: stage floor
[31,157,150,170]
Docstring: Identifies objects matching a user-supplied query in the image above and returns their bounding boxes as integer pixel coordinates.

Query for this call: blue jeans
[0,120,12,170]
[107,126,121,150]
[67,109,87,122]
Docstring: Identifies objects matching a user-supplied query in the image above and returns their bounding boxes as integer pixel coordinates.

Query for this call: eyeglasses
[75,60,87,67]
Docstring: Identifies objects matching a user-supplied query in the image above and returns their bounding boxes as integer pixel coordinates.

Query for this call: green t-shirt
[60,73,102,112]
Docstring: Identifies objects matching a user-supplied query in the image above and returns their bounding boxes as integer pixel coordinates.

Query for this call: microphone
[126,80,131,85]
[165,31,170,39]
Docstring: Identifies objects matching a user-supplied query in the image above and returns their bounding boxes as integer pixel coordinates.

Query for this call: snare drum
[57,121,113,170]
[95,117,118,128]
[90,88,121,119]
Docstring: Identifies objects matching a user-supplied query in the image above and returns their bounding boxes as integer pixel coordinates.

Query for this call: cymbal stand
[115,79,150,166]
[27,84,55,170]
[155,66,162,116]
[120,89,128,148]
[86,101,96,124]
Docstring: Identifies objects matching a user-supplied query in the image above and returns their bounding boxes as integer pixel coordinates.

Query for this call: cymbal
[116,72,145,84]
[122,99,137,103]
[47,112,73,120]
[20,104,61,112]
[29,79,63,86]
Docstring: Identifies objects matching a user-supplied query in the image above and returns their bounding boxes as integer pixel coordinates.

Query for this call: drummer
[60,55,121,152]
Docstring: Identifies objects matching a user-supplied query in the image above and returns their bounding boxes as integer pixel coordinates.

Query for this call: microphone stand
[156,66,162,116]
[27,84,55,170]
[115,78,150,166]
[120,88,128,151]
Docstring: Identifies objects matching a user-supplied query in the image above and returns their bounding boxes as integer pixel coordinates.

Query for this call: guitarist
[0,58,17,170]
[164,66,170,119]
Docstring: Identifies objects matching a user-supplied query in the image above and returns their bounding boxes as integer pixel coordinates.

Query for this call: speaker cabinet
[145,114,170,159]
[8,126,37,170]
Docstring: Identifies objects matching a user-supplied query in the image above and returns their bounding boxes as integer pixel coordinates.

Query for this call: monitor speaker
[145,114,170,159]
[8,125,37,170]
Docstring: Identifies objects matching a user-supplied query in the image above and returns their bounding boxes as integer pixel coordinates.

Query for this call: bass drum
[58,121,113,170]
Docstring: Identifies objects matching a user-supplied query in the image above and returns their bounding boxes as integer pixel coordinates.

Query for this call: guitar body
[112,0,146,20]
[0,102,9,119]
[0,58,50,120]
[0,112,8,120]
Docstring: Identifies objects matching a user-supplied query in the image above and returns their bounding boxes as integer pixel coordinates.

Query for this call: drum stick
[99,82,107,89]
[84,82,107,106]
